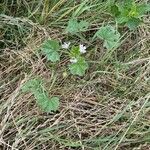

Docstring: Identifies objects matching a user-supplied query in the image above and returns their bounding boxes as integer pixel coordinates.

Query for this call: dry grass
[0,0,150,150]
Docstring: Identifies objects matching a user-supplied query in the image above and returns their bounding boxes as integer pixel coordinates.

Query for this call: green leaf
[69,57,88,76]
[95,25,120,50]
[128,3,139,18]
[70,46,80,58]
[21,78,59,112]
[116,16,129,24]
[126,18,141,30]
[37,96,59,112]
[66,19,79,34]
[113,1,150,29]
[137,4,150,16]
[115,2,134,24]
[79,20,89,32]
[22,78,42,92]
[41,40,60,62]
[66,19,89,34]
[118,0,133,10]
[110,4,120,17]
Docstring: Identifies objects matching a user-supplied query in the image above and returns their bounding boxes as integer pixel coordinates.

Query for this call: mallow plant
[41,39,89,76]
[68,44,88,76]
[40,21,121,77]
[21,78,59,112]
[110,0,150,30]
[21,0,149,112]
[21,42,89,112]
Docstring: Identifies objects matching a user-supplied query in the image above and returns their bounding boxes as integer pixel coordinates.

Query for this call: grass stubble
[0,0,150,149]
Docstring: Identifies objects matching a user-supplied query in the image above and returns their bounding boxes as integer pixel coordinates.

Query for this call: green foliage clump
[22,78,59,112]
[69,46,88,76]
[110,1,150,29]
[40,39,88,76]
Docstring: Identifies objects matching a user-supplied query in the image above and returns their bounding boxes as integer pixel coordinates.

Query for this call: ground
[0,0,150,150]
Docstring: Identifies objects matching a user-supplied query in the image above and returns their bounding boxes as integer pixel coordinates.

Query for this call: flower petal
[62,42,70,49]
[70,58,77,63]
[79,44,86,53]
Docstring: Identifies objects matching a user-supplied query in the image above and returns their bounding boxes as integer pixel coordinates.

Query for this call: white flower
[79,44,86,53]
[70,58,77,63]
[62,42,70,49]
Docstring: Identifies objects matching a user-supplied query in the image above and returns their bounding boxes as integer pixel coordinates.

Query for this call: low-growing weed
[40,39,89,76]
[40,24,121,76]
[34,0,149,112]
[110,1,150,30]
[22,78,59,112]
